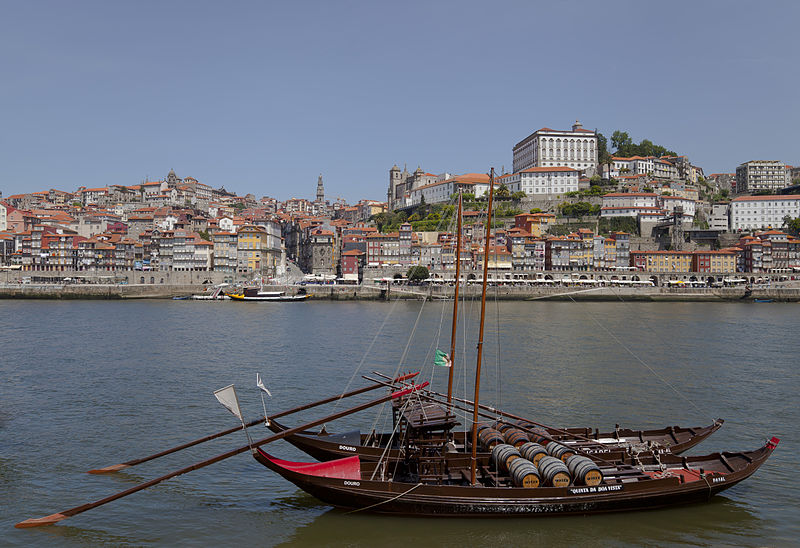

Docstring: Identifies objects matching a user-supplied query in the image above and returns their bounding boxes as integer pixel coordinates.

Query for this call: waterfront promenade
[2,282,799,301]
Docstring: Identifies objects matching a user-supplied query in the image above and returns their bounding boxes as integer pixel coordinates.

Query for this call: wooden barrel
[476,422,495,433]
[478,428,505,450]
[519,442,547,466]
[566,455,604,486]
[516,419,536,430]
[545,442,575,462]
[491,443,521,472]
[496,422,517,433]
[528,426,550,445]
[537,455,571,487]
[503,428,531,448]
[508,457,540,488]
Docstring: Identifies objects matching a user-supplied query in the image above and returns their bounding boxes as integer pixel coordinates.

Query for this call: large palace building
[512,120,598,174]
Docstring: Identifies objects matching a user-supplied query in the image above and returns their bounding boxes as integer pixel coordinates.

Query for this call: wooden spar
[447,192,463,404]
[87,372,420,474]
[17,382,428,529]
[364,374,622,455]
[405,381,621,450]
[470,167,495,485]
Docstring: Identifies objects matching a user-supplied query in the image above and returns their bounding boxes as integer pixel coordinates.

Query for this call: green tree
[408,213,421,222]
[495,184,511,199]
[198,230,211,241]
[511,191,526,201]
[568,202,594,218]
[784,216,800,236]
[406,265,429,281]
[611,130,632,151]
[529,208,542,213]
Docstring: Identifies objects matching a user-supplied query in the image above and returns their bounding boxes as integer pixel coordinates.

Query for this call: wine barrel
[566,455,604,486]
[545,442,575,462]
[528,427,550,445]
[519,442,547,466]
[491,444,521,472]
[537,455,571,487]
[516,419,536,430]
[496,422,517,433]
[503,428,531,448]
[478,428,505,450]
[476,422,495,433]
[508,457,540,488]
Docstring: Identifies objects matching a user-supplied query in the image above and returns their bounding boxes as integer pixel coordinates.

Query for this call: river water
[1,299,797,546]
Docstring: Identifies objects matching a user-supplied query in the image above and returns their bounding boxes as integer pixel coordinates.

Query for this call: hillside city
[2,120,800,286]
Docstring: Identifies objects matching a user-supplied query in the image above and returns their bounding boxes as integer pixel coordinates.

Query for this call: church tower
[316,174,325,203]
[388,165,402,210]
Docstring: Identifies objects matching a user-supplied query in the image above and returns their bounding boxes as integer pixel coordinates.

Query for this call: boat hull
[254,439,777,517]
[265,418,724,463]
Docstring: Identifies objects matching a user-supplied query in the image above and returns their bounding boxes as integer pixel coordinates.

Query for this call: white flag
[214,384,244,421]
[256,373,272,396]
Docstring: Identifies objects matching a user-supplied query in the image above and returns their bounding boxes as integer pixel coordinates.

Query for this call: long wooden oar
[16,381,428,528]
[88,372,419,474]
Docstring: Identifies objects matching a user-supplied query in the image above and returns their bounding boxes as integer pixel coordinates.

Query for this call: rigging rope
[344,482,424,515]
[565,292,708,417]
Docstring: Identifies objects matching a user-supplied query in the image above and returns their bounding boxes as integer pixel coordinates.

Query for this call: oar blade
[15,513,69,528]
[87,463,130,474]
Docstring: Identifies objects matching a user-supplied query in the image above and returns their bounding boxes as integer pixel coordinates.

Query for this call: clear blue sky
[1,1,798,203]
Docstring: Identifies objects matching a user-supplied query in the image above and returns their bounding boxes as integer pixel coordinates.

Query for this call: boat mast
[447,191,463,404]
[470,168,495,485]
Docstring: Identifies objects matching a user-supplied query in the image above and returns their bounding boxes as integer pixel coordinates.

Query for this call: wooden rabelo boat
[249,170,779,517]
[253,433,779,516]
[263,415,724,464]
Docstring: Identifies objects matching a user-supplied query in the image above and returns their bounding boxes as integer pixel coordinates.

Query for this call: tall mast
[447,192,463,404]
[470,168,495,485]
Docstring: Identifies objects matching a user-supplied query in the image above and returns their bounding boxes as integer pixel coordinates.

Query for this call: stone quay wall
[2,283,799,301]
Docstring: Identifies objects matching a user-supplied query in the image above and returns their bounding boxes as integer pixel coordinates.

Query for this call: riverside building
[729,195,800,231]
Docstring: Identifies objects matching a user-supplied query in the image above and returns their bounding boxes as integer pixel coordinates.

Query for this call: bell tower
[316,174,325,204]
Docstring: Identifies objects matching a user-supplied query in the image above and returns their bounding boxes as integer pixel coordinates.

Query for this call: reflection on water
[1,300,796,547]
[280,497,762,548]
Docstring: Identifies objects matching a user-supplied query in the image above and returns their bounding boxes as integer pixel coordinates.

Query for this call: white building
[735,161,789,194]
[407,173,492,206]
[218,216,235,233]
[500,166,579,196]
[512,120,597,173]
[708,203,730,231]
[600,192,696,221]
[605,156,679,179]
[602,192,660,210]
[661,195,696,218]
[729,195,800,231]
[0,202,6,231]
